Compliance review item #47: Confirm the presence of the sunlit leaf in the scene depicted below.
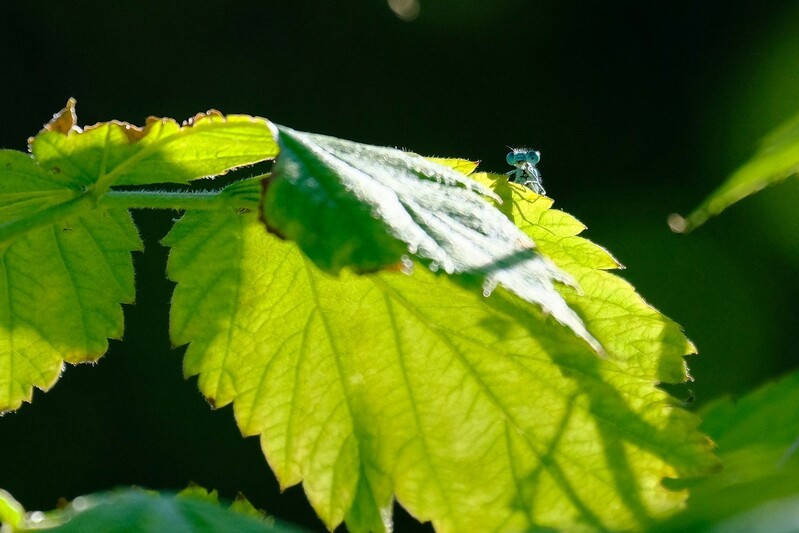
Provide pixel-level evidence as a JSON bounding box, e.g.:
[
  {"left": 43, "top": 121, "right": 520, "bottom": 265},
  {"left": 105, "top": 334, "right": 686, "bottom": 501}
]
[
  {"left": 167, "top": 178, "right": 717, "bottom": 532},
  {"left": 262, "top": 126, "right": 601, "bottom": 352},
  {"left": 669, "top": 111, "right": 799, "bottom": 232},
  {"left": 0, "top": 204, "right": 141, "bottom": 413},
  {"left": 30, "top": 98, "right": 278, "bottom": 188},
  {"left": 653, "top": 370, "right": 799, "bottom": 532},
  {"left": 0, "top": 488, "right": 24, "bottom": 529},
  {"left": 0, "top": 103, "right": 279, "bottom": 412}
]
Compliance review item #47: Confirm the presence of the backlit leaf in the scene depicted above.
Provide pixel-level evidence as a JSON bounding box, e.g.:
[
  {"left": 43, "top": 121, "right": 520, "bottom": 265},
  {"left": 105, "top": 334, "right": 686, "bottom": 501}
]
[
  {"left": 262, "top": 126, "right": 601, "bottom": 352},
  {"left": 167, "top": 177, "right": 718, "bottom": 532},
  {"left": 0, "top": 103, "right": 278, "bottom": 412},
  {"left": 0, "top": 201, "right": 140, "bottom": 412},
  {"left": 670, "top": 111, "right": 799, "bottom": 232},
  {"left": 30, "top": 99, "right": 278, "bottom": 188}
]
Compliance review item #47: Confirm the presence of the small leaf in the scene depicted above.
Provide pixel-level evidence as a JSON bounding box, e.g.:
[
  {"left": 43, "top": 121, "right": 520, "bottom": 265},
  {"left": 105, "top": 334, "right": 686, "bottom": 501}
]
[
  {"left": 262, "top": 127, "right": 601, "bottom": 352},
  {"left": 11, "top": 488, "right": 301, "bottom": 532},
  {"left": 652, "top": 370, "right": 799, "bottom": 532},
  {"left": 670, "top": 111, "right": 799, "bottom": 232},
  {"left": 30, "top": 99, "right": 279, "bottom": 189},
  {"left": 167, "top": 178, "right": 717, "bottom": 532}
]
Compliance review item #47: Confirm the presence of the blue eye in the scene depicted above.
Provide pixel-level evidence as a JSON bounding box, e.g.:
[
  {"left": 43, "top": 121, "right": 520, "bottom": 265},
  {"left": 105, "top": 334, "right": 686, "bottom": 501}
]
[{"left": 505, "top": 147, "right": 546, "bottom": 195}]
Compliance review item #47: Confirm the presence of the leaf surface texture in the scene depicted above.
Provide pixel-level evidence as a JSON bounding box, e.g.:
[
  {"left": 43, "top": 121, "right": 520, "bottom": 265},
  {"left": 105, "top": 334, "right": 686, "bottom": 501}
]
[{"left": 168, "top": 178, "right": 718, "bottom": 532}]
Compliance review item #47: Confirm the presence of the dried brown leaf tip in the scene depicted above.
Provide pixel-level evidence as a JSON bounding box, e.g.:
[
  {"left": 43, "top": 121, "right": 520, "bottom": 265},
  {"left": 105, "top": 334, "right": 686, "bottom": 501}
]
[
  {"left": 27, "top": 98, "right": 79, "bottom": 146},
  {"left": 33, "top": 101, "right": 269, "bottom": 151},
  {"left": 43, "top": 98, "right": 79, "bottom": 134}
]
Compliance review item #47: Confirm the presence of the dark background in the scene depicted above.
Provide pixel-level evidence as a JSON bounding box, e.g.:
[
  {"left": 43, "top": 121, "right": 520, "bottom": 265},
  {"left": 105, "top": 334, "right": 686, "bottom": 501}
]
[{"left": 1, "top": 1, "right": 798, "bottom": 531}]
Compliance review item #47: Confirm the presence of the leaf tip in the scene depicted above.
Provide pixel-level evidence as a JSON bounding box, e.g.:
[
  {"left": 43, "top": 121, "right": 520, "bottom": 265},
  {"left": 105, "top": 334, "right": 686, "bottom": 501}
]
[
  {"left": 667, "top": 212, "right": 692, "bottom": 233},
  {"left": 45, "top": 98, "right": 79, "bottom": 134},
  {"left": 28, "top": 98, "right": 80, "bottom": 148}
]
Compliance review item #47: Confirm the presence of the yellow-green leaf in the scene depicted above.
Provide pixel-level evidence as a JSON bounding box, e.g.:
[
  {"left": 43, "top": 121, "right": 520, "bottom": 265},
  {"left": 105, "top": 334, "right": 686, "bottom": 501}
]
[
  {"left": 670, "top": 111, "right": 799, "bottom": 232},
  {"left": 30, "top": 99, "right": 278, "bottom": 189},
  {"left": 166, "top": 177, "right": 718, "bottom": 532},
  {"left": 262, "top": 127, "right": 602, "bottom": 353},
  {"left": 0, "top": 207, "right": 141, "bottom": 412},
  {"left": 0, "top": 102, "right": 279, "bottom": 412}
]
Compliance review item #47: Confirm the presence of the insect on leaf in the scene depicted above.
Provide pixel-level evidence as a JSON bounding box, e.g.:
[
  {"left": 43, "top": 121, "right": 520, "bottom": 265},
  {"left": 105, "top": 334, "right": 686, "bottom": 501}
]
[{"left": 261, "top": 126, "right": 602, "bottom": 352}]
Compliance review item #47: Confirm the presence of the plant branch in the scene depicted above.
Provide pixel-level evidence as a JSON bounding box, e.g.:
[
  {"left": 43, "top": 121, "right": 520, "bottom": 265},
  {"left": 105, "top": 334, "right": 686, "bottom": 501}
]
[
  {"left": 98, "top": 190, "right": 238, "bottom": 211},
  {"left": 1, "top": 188, "right": 261, "bottom": 245}
]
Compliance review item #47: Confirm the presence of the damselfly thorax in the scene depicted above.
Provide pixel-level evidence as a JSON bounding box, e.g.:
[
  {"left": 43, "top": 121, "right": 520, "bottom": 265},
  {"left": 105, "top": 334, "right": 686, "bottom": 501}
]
[{"left": 506, "top": 148, "right": 545, "bottom": 195}]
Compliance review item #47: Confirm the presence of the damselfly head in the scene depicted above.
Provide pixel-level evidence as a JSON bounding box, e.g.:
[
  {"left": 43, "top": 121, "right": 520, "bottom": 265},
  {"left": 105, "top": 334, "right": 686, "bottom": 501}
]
[{"left": 506, "top": 147, "right": 540, "bottom": 167}]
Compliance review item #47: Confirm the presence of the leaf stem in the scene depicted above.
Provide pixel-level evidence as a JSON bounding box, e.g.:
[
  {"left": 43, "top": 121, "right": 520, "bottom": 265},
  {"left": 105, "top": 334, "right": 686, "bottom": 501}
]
[
  {"left": 98, "top": 190, "right": 235, "bottom": 211},
  {"left": 1, "top": 188, "right": 261, "bottom": 245}
]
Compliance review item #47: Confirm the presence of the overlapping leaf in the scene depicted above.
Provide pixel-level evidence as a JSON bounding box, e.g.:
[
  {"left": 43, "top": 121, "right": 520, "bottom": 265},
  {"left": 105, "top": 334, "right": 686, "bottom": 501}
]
[
  {"left": 167, "top": 176, "right": 717, "bottom": 532},
  {"left": 670, "top": 111, "right": 799, "bottom": 232},
  {"left": 0, "top": 103, "right": 278, "bottom": 412},
  {"left": 262, "top": 127, "right": 601, "bottom": 352}
]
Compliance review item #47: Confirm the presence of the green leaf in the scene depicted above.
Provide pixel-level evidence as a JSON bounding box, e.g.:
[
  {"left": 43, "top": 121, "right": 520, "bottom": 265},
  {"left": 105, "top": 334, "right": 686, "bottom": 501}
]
[
  {"left": 167, "top": 178, "right": 718, "bottom": 532},
  {"left": 0, "top": 103, "right": 278, "bottom": 412},
  {"left": 262, "top": 126, "right": 602, "bottom": 352},
  {"left": 6, "top": 487, "right": 302, "bottom": 532},
  {"left": 0, "top": 204, "right": 141, "bottom": 412},
  {"left": 30, "top": 99, "right": 278, "bottom": 190},
  {"left": 653, "top": 370, "right": 799, "bottom": 532},
  {"left": 0, "top": 488, "right": 24, "bottom": 529},
  {"left": 669, "top": 111, "right": 799, "bottom": 232},
  {"left": 0, "top": 150, "right": 80, "bottom": 225}
]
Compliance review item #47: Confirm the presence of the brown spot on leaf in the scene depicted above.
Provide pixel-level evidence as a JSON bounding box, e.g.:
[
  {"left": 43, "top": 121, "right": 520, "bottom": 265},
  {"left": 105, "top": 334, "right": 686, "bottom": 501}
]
[
  {"left": 206, "top": 396, "right": 217, "bottom": 409},
  {"left": 354, "top": 265, "right": 392, "bottom": 274},
  {"left": 120, "top": 121, "right": 149, "bottom": 143},
  {"left": 381, "top": 261, "right": 407, "bottom": 274}
]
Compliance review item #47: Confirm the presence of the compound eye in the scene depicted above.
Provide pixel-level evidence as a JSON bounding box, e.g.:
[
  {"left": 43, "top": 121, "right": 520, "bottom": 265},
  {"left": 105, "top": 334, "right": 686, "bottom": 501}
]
[
  {"left": 526, "top": 151, "right": 540, "bottom": 165},
  {"left": 506, "top": 151, "right": 516, "bottom": 165}
]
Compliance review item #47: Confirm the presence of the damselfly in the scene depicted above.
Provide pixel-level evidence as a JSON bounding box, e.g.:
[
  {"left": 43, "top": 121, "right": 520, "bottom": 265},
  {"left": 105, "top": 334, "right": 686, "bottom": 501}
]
[{"left": 506, "top": 148, "right": 545, "bottom": 195}]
